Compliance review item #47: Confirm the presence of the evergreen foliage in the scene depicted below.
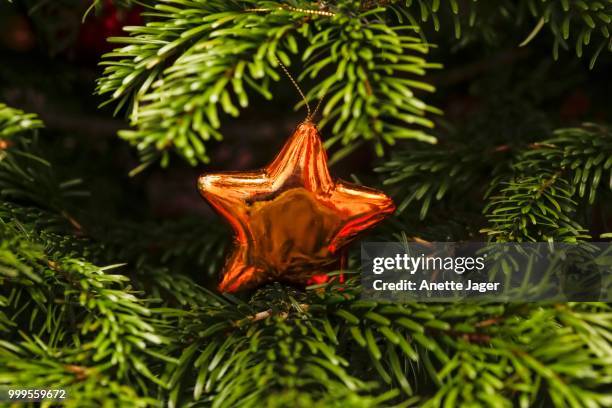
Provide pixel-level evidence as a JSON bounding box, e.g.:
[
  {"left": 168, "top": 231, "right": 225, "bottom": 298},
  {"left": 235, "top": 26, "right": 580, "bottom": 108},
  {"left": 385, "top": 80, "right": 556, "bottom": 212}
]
[
  {"left": 96, "top": 0, "right": 439, "bottom": 167},
  {"left": 484, "top": 125, "right": 612, "bottom": 242},
  {"left": 96, "top": 0, "right": 612, "bottom": 169},
  {"left": 1, "top": 0, "right": 611, "bottom": 407}
]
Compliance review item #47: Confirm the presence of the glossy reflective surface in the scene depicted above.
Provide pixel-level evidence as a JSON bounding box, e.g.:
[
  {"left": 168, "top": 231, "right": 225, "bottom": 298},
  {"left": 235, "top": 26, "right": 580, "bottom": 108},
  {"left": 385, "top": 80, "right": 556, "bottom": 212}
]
[{"left": 198, "top": 122, "right": 395, "bottom": 292}]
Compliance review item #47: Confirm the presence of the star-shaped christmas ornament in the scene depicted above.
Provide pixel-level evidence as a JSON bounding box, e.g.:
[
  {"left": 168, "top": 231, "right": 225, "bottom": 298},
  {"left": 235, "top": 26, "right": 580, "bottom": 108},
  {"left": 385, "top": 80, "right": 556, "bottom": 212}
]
[{"left": 198, "top": 121, "right": 395, "bottom": 292}]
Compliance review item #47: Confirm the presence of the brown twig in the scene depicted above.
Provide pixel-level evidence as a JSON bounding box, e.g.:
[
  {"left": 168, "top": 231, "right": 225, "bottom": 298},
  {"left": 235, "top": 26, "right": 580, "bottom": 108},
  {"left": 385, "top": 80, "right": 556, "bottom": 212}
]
[
  {"left": 475, "top": 316, "right": 505, "bottom": 328},
  {"left": 64, "top": 365, "right": 90, "bottom": 381}
]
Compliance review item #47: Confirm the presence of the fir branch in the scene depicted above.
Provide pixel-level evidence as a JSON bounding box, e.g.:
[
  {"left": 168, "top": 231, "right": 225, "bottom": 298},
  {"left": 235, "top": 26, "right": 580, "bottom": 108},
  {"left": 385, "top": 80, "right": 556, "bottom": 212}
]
[
  {"left": 300, "top": 4, "right": 440, "bottom": 158},
  {"left": 527, "top": 124, "right": 612, "bottom": 204},
  {"left": 376, "top": 143, "right": 496, "bottom": 219},
  {"left": 0, "top": 220, "right": 170, "bottom": 378},
  {"left": 484, "top": 124, "right": 612, "bottom": 242},
  {"left": 159, "top": 275, "right": 612, "bottom": 407},
  {"left": 0, "top": 103, "right": 43, "bottom": 142},
  {"left": 387, "top": 0, "right": 477, "bottom": 40},
  {"left": 387, "top": 0, "right": 612, "bottom": 66},
  {"left": 0, "top": 340, "right": 155, "bottom": 407},
  {"left": 0, "top": 104, "right": 87, "bottom": 222},
  {"left": 161, "top": 283, "right": 385, "bottom": 407},
  {"left": 375, "top": 67, "right": 559, "bottom": 224},
  {"left": 520, "top": 0, "right": 612, "bottom": 67},
  {"left": 97, "top": 0, "right": 311, "bottom": 166},
  {"left": 484, "top": 170, "right": 588, "bottom": 242},
  {"left": 314, "top": 276, "right": 612, "bottom": 407},
  {"left": 97, "top": 0, "right": 439, "bottom": 167},
  {"left": 0, "top": 103, "right": 224, "bottom": 309}
]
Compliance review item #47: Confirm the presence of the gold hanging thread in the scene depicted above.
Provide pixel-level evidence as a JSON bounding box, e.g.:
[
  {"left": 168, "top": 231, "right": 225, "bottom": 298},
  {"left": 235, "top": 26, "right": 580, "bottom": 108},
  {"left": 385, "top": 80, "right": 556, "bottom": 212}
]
[{"left": 246, "top": 6, "right": 335, "bottom": 17}]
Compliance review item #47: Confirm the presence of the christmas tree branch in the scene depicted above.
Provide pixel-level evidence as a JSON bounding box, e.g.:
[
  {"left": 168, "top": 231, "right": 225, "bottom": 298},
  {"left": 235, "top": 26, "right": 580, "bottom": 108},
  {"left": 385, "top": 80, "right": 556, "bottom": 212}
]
[
  {"left": 386, "top": 0, "right": 612, "bottom": 67},
  {"left": 484, "top": 124, "right": 612, "bottom": 242},
  {"left": 313, "top": 276, "right": 612, "bottom": 407},
  {"left": 97, "top": 0, "right": 439, "bottom": 167}
]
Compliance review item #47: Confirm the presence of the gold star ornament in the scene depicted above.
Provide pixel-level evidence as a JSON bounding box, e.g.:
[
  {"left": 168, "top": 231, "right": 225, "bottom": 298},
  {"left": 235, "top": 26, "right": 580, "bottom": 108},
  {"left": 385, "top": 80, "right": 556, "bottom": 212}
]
[{"left": 198, "top": 121, "right": 395, "bottom": 292}]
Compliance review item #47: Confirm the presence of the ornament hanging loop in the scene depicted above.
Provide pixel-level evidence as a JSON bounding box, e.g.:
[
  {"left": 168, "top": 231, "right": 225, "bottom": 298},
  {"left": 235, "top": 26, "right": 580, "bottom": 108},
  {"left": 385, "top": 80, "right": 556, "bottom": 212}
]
[
  {"left": 312, "top": 91, "right": 326, "bottom": 121},
  {"left": 275, "top": 57, "right": 312, "bottom": 122}
]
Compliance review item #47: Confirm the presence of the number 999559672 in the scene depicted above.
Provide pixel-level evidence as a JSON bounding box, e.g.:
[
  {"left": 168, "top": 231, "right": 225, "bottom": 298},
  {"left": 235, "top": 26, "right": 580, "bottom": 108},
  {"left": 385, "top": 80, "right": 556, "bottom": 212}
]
[{"left": 2, "top": 388, "right": 67, "bottom": 402}]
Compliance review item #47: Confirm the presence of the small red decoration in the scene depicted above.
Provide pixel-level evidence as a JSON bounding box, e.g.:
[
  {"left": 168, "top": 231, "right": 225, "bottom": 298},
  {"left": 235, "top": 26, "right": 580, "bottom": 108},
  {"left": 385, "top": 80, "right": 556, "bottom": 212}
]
[
  {"left": 198, "top": 121, "right": 395, "bottom": 292},
  {"left": 78, "top": 0, "right": 142, "bottom": 56}
]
